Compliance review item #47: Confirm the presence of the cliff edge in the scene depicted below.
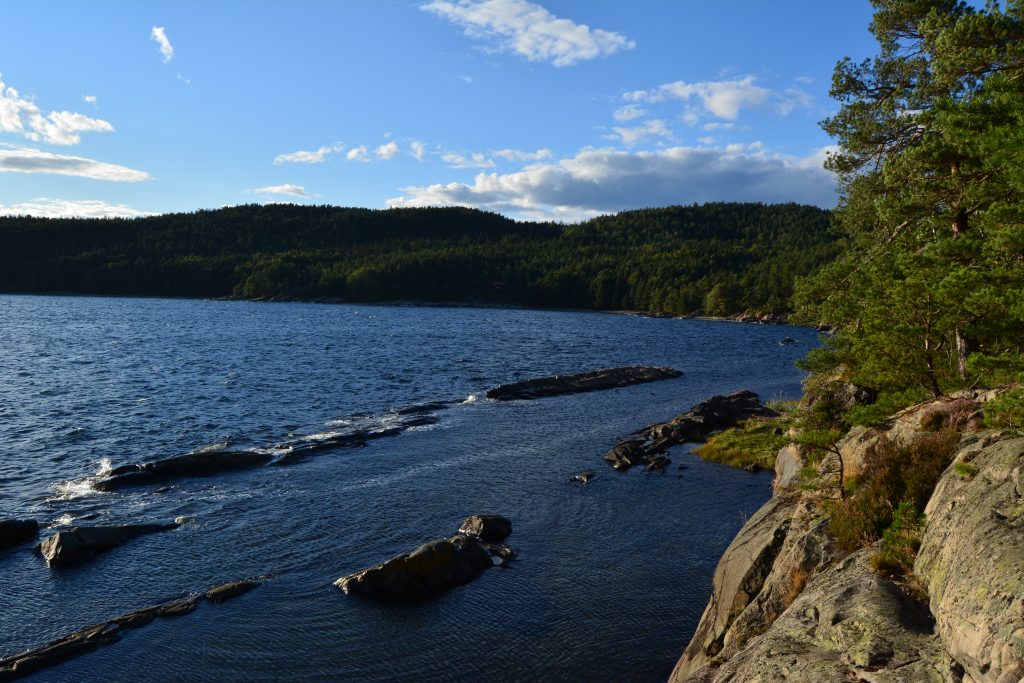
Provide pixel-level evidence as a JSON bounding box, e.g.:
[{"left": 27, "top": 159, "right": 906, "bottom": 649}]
[{"left": 670, "top": 392, "right": 1024, "bottom": 682}]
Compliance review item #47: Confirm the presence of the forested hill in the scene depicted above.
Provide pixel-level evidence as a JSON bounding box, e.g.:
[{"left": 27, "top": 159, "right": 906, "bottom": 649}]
[{"left": 0, "top": 202, "right": 836, "bottom": 314}]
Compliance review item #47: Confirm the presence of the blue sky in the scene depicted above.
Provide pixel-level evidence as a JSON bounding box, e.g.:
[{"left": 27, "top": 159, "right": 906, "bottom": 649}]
[{"left": 0, "top": 1, "right": 879, "bottom": 222}]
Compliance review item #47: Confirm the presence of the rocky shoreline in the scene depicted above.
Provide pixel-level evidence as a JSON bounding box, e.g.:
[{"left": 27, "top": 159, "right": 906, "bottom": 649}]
[{"left": 668, "top": 391, "right": 1024, "bottom": 682}]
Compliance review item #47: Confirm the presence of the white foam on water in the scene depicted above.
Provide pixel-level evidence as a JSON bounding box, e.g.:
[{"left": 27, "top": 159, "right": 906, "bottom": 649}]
[
  {"left": 96, "top": 457, "right": 113, "bottom": 476},
  {"left": 53, "top": 514, "right": 75, "bottom": 526},
  {"left": 50, "top": 478, "right": 102, "bottom": 500},
  {"left": 462, "top": 394, "right": 478, "bottom": 404}
]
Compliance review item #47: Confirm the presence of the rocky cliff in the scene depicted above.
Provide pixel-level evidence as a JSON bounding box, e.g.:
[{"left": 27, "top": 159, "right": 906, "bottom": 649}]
[{"left": 670, "top": 392, "right": 1024, "bottom": 682}]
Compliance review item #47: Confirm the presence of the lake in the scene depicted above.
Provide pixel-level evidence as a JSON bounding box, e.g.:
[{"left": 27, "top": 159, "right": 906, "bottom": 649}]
[{"left": 0, "top": 296, "right": 818, "bottom": 681}]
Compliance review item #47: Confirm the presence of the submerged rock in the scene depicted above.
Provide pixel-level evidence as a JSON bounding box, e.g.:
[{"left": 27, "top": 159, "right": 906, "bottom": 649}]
[
  {"left": 93, "top": 451, "right": 273, "bottom": 491},
  {"left": 205, "top": 580, "right": 259, "bottom": 603},
  {"left": 568, "top": 470, "right": 595, "bottom": 484},
  {"left": 38, "top": 523, "right": 178, "bottom": 566},
  {"left": 458, "top": 515, "right": 512, "bottom": 543},
  {"left": 485, "top": 365, "right": 682, "bottom": 401},
  {"left": 0, "top": 520, "right": 38, "bottom": 550},
  {"left": 604, "top": 391, "right": 777, "bottom": 472},
  {"left": 0, "top": 579, "right": 260, "bottom": 680},
  {"left": 337, "top": 517, "right": 515, "bottom": 599}
]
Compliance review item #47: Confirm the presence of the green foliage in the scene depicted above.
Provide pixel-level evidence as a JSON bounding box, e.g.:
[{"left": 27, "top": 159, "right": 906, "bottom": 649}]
[
  {"left": 693, "top": 413, "right": 797, "bottom": 469},
  {"left": 953, "top": 461, "right": 979, "bottom": 479},
  {"left": 870, "top": 501, "right": 926, "bottom": 576},
  {"left": 829, "top": 430, "right": 959, "bottom": 552},
  {"left": 844, "top": 388, "right": 930, "bottom": 428},
  {"left": 0, "top": 203, "right": 837, "bottom": 316},
  {"left": 795, "top": 1, "right": 1024, "bottom": 397},
  {"left": 982, "top": 386, "right": 1024, "bottom": 434}
]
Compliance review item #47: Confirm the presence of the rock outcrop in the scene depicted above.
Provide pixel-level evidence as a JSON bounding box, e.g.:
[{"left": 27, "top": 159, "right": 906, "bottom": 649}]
[
  {"left": 336, "top": 517, "right": 514, "bottom": 599},
  {"left": 38, "top": 523, "right": 178, "bottom": 566},
  {"left": 93, "top": 451, "right": 273, "bottom": 491},
  {"left": 669, "top": 392, "right": 1023, "bottom": 682},
  {"left": 0, "top": 520, "right": 38, "bottom": 550},
  {"left": 0, "top": 579, "right": 260, "bottom": 681},
  {"left": 605, "top": 391, "right": 777, "bottom": 472},
  {"left": 915, "top": 433, "right": 1024, "bottom": 683},
  {"left": 485, "top": 366, "right": 682, "bottom": 401},
  {"left": 680, "top": 549, "right": 956, "bottom": 682}
]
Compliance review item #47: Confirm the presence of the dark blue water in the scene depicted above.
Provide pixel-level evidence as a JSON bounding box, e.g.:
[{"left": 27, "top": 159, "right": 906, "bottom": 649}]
[{"left": 0, "top": 296, "right": 818, "bottom": 682}]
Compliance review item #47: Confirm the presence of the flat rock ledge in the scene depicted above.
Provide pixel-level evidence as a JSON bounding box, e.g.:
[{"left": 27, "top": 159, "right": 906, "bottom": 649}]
[
  {"left": 0, "top": 520, "right": 39, "bottom": 550},
  {"left": 485, "top": 366, "right": 682, "bottom": 401},
  {"left": 336, "top": 515, "right": 514, "bottom": 599},
  {"left": 604, "top": 390, "right": 776, "bottom": 472},
  {"left": 0, "top": 579, "right": 260, "bottom": 681},
  {"left": 38, "top": 523, "right": 179, "bottom": 566},
  {"left": 93, "top": 451, "right": 274, "bottom": 491}
]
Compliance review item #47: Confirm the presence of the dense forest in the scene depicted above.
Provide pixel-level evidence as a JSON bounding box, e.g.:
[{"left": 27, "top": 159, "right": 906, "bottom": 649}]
[
  {"left": 0, "top": 202, "right": 836, "bottom": 315},
  {"left": 794, "top": 0, "right": 1024, "bottom": 412}
]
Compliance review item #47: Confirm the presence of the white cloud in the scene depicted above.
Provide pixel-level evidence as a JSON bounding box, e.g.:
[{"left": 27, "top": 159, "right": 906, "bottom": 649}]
[
  {"left": 387, "top": 144, "right": 837, "bottom": 222},
  {"left": 274, "top": 144, "right": 344, "bottom": 165},
  {"left": 776, "top": 86, "right": 814, "bottom": 116},
  {"left": 0, "top": 197, "right": 152, "bottom": 218},
  {"left": 461, "top": 75, "right": 473, "bottom": 83},
  {"left": 611, "top": 119, "right": 672, "bottom": 146},
  {"left": 421, "top": 0, "right": 634, "bottom": 67},
  {"left": 702, "top": 121, "right": 734, "bottom": 131},
  {"left": 251, "top": 183, "right": 310, "bottom": 198},
  {"left": 493, "top": 147, "right": 552, "bottom": 161},
  {"left": 82, "top": 95, "right": 97, "bottom": 106},
  {"left": 346, "top": 145, "right": 371, "bottom": 162},
  {"left": 612, "top": 104, "right": 646, "bottom": 122},
  {"left": 626, "top": 76, "right": 770, "bottom": 120},
  {"left": 442, "top": 151, "right": 496, "bottom": 168},
  {"left": 376, "top": 141, "right": 401, "bottom": 160},
  {"left": 410, "top": 140, "right": 426, "bottom": 161},
  {"left": 0, "top": 76, "right": 114, "bottom": 145},
  {"left": 151, "top": 26, "right": 174, "bottom": 63},
  {"left": 0, "top": 147, "right": 151, "bottom": 181}
]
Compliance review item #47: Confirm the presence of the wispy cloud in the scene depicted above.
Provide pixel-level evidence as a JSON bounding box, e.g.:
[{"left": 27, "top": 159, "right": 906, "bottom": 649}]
[
  {"left": 610, "top": 119, "right": 672, "bottom": 146},
  {"left": 493, "top": 147, "right": 552, "bottom": 161},
  {"left": 346, "top": 145, "right": 371, "bottom": 162},
  {"left": 376, "top": 141, "right": 400, "bottom": 160},
  {"left": 388, "top": 143, "right": 837, "bottom": 222},
  {"left": 409, "top": 140, "right": 426, "bottom": 161},
  {"left": 274, "top": 144, "right": 344, "bottom": 165},
  {"left": 442, "top": 151, "right": 496, "bottom": 169},
  {"left": 250, "top": 183, "right": 310, "bottom": 199},
  {"left": 421, "top": 0, "right": 634, "bottom": 67},
  {"left": 151, "top": 26, "right": 174, "bottom": 63},
  {"left": 0, "top": 75, "right": 114, "bottom": 145},
  {"left": 82, "top": 95, "right": 97, "bottom": 106},
  {"left": 625, "top": 76, "right": 770, "bottom": 121},
  {"left": 0, "top": 197, "right": 152, "bottom": 218},
  {"left": 0, "top": 147, "right": 151, "bottom": 181},
  {"left": 612, "top": 104, "right": 646, "bottom": 122}
]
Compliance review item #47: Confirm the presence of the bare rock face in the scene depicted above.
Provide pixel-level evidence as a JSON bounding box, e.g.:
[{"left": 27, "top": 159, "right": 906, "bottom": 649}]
[
  {"left": 915, "top": 433, "right": 1024, "bottom": 683},
  {"left": 93, "top": 450, "right": 273, "bottom": 491},
  {"left": 669, "top": 488, "right": 843, "bottom": 681},
  {"left": 681, "top": 549, "right": 957, "bottom": 682},
  {"left": 772, "top": 444, "right": 806, "bottom": 492}
]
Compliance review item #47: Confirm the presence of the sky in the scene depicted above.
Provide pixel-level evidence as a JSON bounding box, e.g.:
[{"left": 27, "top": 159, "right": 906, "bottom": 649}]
[{"left": 0, "top": 1, "right": 881, "bottom": 222}]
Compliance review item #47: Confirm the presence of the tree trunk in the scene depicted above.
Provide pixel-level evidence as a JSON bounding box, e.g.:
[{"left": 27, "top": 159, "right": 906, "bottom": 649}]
[{"left": 956, "top": 326, "right": 970, "bottom": 381}]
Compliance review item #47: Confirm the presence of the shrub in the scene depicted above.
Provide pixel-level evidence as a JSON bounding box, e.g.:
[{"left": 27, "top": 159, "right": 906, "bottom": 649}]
[
  {"left": 829, "top": 430, "right": 959, "bottom": 552},
  {"left": 953, "top": 461, "right": 979, "bottom": 479},
  {"left": 983, "top": 386, "right": 1024, "bottom": 434},
  {"left": 870, "top": 501, "right": 925, "bottom": 576},
  {"left": 844, "top": 387, "right": 929, "bottom": 428}
]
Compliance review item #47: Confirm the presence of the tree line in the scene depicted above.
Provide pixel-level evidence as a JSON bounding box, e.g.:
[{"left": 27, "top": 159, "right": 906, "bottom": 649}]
[
  {"left": 794, "top": 0, "right": 1024, "bottom": 403},
  {"left": 0, "top": 202, "right": 836, "bottom": 315}
]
